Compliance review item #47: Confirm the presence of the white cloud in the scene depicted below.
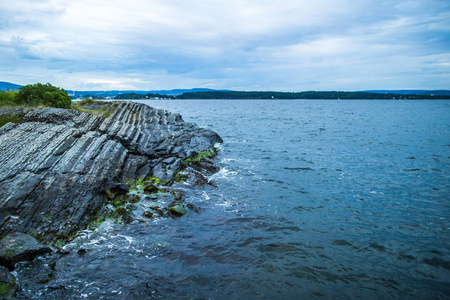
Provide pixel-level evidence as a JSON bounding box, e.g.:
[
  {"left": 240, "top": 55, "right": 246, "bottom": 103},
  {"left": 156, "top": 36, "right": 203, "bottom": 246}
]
[{"left": 0, "top": 0, "right": 449, "bottom": 90}]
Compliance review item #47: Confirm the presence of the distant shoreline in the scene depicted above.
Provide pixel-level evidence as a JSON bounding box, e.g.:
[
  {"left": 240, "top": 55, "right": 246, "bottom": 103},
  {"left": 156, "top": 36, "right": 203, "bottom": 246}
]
[{"left": 1, "top": 81, "right": 449, "bottom": 100}]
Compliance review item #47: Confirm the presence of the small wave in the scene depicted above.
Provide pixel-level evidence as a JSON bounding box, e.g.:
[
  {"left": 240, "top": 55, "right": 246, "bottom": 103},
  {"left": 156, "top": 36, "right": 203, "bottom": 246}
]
[
  {"left": 284, "top": 167, "right": 314, "bottom": 171},
  {"left": 331, "top": 240, "right": 353, "bottom": 247},
  {"left": 210, "top": 168, "right": 238, "bottom": 180},
  {"left": 422, "top": 257, "right": 450, "bottom": 270},
  {"left": 265, "top": 225, "right": 304, "bottom": 232},
  {"left": 215, "top": 200, "right": 234, "bottom": 207},
  {"left": 202, "top": 191, "right": 210, "bottom": 200}
]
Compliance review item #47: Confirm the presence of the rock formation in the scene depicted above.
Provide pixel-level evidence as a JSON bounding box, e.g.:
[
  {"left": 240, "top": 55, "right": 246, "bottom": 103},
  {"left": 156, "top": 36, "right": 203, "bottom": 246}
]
[
  {"left": 0, "top": 233, "right": 52, "bottom": 270},
  {"left": 0, "top": 101, "right": 222, "bottom": 243}
]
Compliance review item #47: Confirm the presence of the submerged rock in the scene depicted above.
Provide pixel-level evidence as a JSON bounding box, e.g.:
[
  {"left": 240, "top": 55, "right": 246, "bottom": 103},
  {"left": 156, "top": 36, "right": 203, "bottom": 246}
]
[
  {"left": 0, "top": 233, "right": 52, "bottom": 270},
  {"left": 0, "top": 102, "right": 222, "bottom": 243},
  {"left": 144, "top": 184, "right": 159, "bottom": 194},
  {"left": 142, "top": 211, "right": 154, "bottom": 218},
  {"left": 168, "top": 203, "right": 188, "bottom": 217}
]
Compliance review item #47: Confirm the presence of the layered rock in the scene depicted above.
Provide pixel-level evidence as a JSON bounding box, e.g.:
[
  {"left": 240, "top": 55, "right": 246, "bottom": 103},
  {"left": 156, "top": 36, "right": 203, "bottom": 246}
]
[{"left": 0, "top": 102, "right": 222, "bottom": 242}]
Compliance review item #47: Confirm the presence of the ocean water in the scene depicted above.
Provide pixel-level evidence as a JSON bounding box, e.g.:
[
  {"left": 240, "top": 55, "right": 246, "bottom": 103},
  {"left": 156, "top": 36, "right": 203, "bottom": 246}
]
[{"left": 15, "top": 100, "right": 450, "bottom": 299}]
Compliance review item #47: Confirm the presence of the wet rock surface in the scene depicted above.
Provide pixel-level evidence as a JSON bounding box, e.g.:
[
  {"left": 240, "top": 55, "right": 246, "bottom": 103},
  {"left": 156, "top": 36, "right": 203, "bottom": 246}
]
[
  {"left": 0, "top": 102, "right": 222, "bottom": 243},
  {"left": 0, "top": 233, "right": 52, "bottom": 270}
]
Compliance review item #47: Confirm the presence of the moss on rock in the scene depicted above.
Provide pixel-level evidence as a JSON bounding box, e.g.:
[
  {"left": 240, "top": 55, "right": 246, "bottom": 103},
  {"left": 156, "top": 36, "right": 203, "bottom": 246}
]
[{"left": 184, "top": 148, "right": 217, "bottom": 163}]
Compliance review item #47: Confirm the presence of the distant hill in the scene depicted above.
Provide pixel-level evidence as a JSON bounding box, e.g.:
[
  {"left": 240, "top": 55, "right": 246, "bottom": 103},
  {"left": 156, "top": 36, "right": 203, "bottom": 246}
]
[
  {"left": 364, "top": 90, "right": 450, "bottom": 96},
  {"left": 176, "top": 90, "right": 450, "bottom": 100},
  {"left": 0, "top": 81, "right": 22, "bottom": 91}
]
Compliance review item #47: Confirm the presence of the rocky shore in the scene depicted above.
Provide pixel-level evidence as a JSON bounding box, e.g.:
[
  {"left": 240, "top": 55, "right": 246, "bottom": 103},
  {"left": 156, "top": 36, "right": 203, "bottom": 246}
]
[{"left": 0, "top": 101, "right": 222, "bottom": 298}]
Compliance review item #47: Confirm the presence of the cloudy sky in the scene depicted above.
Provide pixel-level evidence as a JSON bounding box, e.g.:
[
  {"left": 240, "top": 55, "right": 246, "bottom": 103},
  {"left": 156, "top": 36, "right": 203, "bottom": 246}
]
[{"left": 1, "top": 0, "right": 449, "bottom": 91}]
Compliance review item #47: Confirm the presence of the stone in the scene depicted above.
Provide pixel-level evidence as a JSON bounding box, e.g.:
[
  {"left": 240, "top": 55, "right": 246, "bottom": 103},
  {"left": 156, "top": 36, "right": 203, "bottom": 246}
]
[
  {"left": 24, "top": 258, "right": 55, "bottom": 284},
  {"left": 168, "top": 204, "right": 188, "bottom": 217},
  {"left": 105, "top": 190, "right": 115, "bottom": 200},
  {"left": 110, "top": 182, "right": 129, "bottom": 194},
  {"left": 153, "top": 208, "right": 165, "bottom": 216},
  {"left": 186, "top": 149, "right": 198, "bottom": 159},
  {"left": 185, "top": 171, "right": 209, "bottom": 187},
  {"left": 162, "top": 157, "right": 176, "bottom": 164},
  {"left": 169, "top": 158, "right": 183, "bottom": 173},
  {"left": 142, "top": 211, "right": 154, "bottom": 218},
  {"left": 125, "top": 204, "right": 137, "bottom": 211},
  {"left": 0, "top": 265, "right": 17, "bottom": 299},
  {"left": 171, "top": 146, "right": 185, "bottom": 158},
  {"left": 151, "top": 163, "right": 174, "bottom": 183},
  {"left": 189, "top": 160, "right": 220, "bottom": 175},
  {"left": 0, "top": 233, "right": 52, "bottom": 270},
  {"left": 186, "top": 203, "right": 201, "bottom": 213},
  {"left": 128, "top": 195, "right": 141, "bottom": 204},
  {"left": 113, "top": 207, "right": 135, "bottom": 224},
  {"left": 144, "top": 184, "right": 159, "bottom": 194}
]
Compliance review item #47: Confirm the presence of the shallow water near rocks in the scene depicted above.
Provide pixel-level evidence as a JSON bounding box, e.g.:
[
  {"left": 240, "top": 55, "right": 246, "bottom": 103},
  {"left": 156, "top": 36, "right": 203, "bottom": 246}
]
[{"left": 14, "top": 99, "right": 450, "bottom": 299}]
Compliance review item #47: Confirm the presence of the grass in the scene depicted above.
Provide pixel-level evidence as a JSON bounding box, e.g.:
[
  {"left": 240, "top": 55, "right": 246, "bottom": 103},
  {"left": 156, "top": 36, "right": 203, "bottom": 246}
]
[
  {"left": 133, "top": 110, "right": 140, "bottom": 124},
  {"left": 77, "top": 98, "right": 106, "bottom": 105},
  {"left": 102, "top": 108, "right": 114, "bottom": 118},
  {"left": 72, "top": 99, "right": 115, "bottom": 118},
  {"left": 0, "top": 113, "right": 23, "bottom": 127}
]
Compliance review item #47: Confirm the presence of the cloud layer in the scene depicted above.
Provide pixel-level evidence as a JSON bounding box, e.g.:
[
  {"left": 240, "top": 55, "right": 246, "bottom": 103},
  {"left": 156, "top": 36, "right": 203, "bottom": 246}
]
[{"left": 1, "top": 0, "right": 449, "bottom": 90}]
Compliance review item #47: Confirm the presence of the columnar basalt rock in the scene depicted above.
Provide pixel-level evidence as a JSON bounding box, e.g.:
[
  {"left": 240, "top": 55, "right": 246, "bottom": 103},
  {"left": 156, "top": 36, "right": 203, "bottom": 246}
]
[{"left": 0, "top": 102, "right": 222, "bottom": 243}]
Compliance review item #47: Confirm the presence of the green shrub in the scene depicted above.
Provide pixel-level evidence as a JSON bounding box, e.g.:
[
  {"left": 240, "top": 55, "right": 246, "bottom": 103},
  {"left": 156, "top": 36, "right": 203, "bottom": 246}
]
[{"left": 16, "top": 83, "right": 72, "bottom": 108}]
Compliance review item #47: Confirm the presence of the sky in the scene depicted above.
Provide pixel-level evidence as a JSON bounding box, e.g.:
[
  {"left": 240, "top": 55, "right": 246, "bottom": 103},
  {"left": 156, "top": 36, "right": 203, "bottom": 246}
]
[{"left": 0, "top": 0, "right": 449, "bottom": 91}]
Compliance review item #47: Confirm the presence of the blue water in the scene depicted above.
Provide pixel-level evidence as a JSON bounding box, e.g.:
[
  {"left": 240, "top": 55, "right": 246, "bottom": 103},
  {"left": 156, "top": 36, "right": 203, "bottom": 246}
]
[{"left": 15, "top": 100, "right": 450, "bottom": 299}]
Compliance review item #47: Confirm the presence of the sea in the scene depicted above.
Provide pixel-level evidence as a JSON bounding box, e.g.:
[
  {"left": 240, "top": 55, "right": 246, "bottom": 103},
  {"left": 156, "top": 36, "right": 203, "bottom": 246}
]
[{"left": 14, "top": 99, "right": 450, "bottom": 299}]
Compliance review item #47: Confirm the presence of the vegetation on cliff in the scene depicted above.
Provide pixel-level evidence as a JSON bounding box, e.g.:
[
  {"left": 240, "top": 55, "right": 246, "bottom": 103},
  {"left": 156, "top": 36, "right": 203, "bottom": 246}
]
[
  {"left": 0, "top": 83, "right": 71, "bottom": 108},
  {"left": 72, "top": 98, "right": 115, "bottom": 118},
  {"left": 0, "top": 91, "right": 18, "bottom": 107}
]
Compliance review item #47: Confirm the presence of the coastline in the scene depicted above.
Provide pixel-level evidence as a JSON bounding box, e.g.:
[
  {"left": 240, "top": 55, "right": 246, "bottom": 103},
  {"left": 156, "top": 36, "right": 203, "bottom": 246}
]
[{"left": 0, "top": 101, "right": 222, "bottom": 296}]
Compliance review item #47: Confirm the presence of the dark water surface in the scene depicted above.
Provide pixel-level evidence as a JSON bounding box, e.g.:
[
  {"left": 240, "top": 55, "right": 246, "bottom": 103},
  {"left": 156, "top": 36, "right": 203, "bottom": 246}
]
[{"left": 15, "top": 100, "right": 449, "bottom": 299}]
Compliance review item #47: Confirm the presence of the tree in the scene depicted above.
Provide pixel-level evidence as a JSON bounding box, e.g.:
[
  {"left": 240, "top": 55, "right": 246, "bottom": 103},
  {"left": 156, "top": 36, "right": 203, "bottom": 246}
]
[{"left": 17, "top": 83, "right": 72, "bottom": 108}]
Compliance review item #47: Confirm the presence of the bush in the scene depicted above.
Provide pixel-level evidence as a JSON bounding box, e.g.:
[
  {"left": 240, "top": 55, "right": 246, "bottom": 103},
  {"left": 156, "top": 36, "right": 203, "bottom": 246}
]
[
  {"left": 79, "top": 98, "right": 95, "bottom": 105},
  {"left": 0, "top": 91, "right": 19, "bottom": 107},
  {"left": 16, "top": 83, "right": 72, "bottom": 108}
]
